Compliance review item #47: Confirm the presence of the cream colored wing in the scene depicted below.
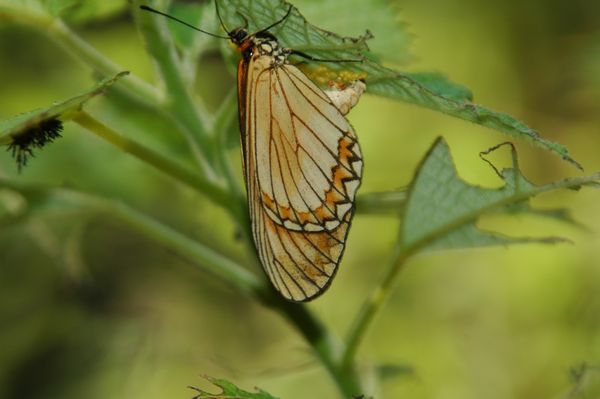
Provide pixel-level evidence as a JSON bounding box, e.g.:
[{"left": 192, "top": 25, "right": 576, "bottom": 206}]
[
  {"left": 251, "top": 59, "right": 362, "bottom": 232},
  {"left": 242, "top": 55, "right": 363, "bottom": 301}
]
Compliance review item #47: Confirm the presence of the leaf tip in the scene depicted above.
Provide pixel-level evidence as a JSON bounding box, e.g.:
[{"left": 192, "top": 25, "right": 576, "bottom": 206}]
[{"left": 564, "top": 154, "right": 584, "bottom": 172}]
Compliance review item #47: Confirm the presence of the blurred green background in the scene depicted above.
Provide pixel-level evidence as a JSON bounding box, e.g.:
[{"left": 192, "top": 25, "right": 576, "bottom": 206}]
[{"left": 1, "top": 0, "right": 599, "bottom": 398}]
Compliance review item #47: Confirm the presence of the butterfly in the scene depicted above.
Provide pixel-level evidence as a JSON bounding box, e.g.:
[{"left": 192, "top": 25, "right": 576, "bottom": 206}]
[{"left": 141, "top": 2, "right": 364, "bottom": 302}]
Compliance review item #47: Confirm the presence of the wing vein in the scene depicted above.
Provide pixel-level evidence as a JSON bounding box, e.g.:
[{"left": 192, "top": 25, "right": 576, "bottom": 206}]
[{"left": 281, "top": 66, "right": 348, "bottom": 134}]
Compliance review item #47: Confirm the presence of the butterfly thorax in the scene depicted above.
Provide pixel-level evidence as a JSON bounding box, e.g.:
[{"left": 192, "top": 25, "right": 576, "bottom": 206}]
[
  {"left": 232, "top": 29, "right": 289, "bottom": 66},
  {"left": 252, "top": 35, "right": 289, "bottom": 66}
]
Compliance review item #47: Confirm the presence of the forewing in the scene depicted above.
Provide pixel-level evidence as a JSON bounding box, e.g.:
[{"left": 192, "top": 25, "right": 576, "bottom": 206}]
[{"left": 251, "top": 61, "right": 362, "bottom": 232}]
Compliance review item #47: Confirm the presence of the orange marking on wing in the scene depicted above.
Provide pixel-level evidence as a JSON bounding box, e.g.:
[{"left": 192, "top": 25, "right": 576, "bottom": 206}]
[
  {"left": 297, "top": 211, "right": 314, "bottom": 224},
  {"left": 279, "top": 206, "right": 292, "bottom": 220},
  {"left": 259, "top": 134, "right": 360, "bottom": 228},
  {"left": 314, "top": 205, "right": 334, "bottom": 220},
  {"left": 332, "top": 167, "right": 351, "bottom": 189},
  {"left": 339, "top": 137, "right": 354, "bottom": 166},
  {"left": 325, "top": 188, "right": 345, "bottom": 205},
  {"left": 262, "top": 192, "right": 274, "bottom": 208},
  {"left": 312, "top": 229, "right": 340, "bottom": 259}
]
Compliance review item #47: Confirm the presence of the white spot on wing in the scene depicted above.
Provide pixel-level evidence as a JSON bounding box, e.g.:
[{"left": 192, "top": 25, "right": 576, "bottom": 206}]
[
  {"left": 345, "top": 179, "right": 360, "bottom": 200},
  {"left": 336, "top": 203, "right": 352, "bottom": 218},
  {"left": 353, "top": 160, "right": 363, "bottom": 177},
  {"left": 304, "top": 223, "right": 324, "bottom": 232},
  {"left": 325, "top": 220, "right": 341, "bottom": 230},
  {"left": 283, "top": 220, "right": 302, "bottom": 231}
]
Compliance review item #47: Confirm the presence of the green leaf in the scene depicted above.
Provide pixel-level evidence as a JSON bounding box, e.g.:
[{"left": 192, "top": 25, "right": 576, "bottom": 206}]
[
  {"left": 400, "top": 138, "right": 598, "bottom": 252},
  {"left": 166, "top": 2, "right": 206, "bottom": 49},
  {"left": 41, "top": 0, "right": 78, "bottom": 16},
  {"left": 293, "top": 0, "right": 411, "bottom": 64},
  {"left": 188, "top": 376, "right": 279, "bottom": 399},
  {"left": 52, "top": 0, "right": 127, "bottom": 22},
  {"left": 218, "top": 0, "right": 371, "bottom": 62},
  {"left": 405, "top": 72, "right": 473, "bottom": 102},
  {"left": 0, "top": 0, "right": 48, "bottom": 22},
  {"left": 356, "top": 190, "right": 407, "bottom": 215},
  {"left": 0, "top": 71, "right": 128, "bottom": 141},
  {"left": 499, "top": 202, "right": 583, "bottom": 228},
  {"left": 1, "top": 0, "right": 126, "bottom": 21},
  {"left": 217, "top": 0, "right": 581, "bottom": 169},
  {"left": 0, "top": 72, "right": 128, "bottom": 169},
  {"left": 363, "top": 68, "right": 581, "bottom": 170}
]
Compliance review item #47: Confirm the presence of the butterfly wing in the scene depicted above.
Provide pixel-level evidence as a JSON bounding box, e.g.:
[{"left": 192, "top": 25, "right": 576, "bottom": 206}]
[{"left": 239, "top": 54, "right": 362, "bottom": 301}]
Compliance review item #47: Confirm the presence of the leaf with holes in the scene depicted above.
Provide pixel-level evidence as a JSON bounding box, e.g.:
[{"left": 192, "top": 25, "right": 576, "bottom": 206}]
[
  {"left": 293, "top": 0, "right": 411, "bottom": 64},
  {"left": 400, "top": 138, "right": 599, "bottom": 252},
  {"left": 215, "top": 0, "right": 580, "bottom": 168}
]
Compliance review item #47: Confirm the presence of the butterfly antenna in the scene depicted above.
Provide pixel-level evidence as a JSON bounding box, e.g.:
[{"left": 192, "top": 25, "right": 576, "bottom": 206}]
[
  {"left": 214, "top": 0, "right": 230, "bottom": 34},
  {"left": 255, "top": 5, "right": 293, "bottom": 34},
  {"left": 139, "top": 5, "right": 229, "bottom": 39},
  {"left": 236, "top": 11, "right": 249, "bottom": 30}
]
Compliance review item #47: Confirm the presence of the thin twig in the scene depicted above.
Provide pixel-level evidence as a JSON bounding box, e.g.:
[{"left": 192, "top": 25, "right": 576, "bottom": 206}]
[
  {"left": 71, "top": 111, "right": 235, "bottom": 212},
  {"left": 134, "top": 0, "right": 217, "bottom": 177},
  {"left": 342, "top": 244, "right": 411, "bottom": 369}
]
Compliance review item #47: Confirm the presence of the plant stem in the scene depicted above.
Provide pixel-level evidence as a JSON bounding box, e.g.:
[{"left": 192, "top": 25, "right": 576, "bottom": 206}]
[
  {"left": 2, "top": 4, "right": 215, "bottom": 170},
  {"left": 343, "top": 170, "right": 600, "bottom": 368},
  {"left": 210, "top": 92, "right": 368, "bottom": 394},
  {"left": 71, "top": 111, "right": 239, "bottom": 217},
  {"left": 356, "top": 190, "right": 407, "bottom": 215},
  {"left": 134, "top": 0, "right": 216, "bottom": 177},
  {"left": 0, "top": 178, "right": 264, "bottom": 294},
  {"left": 107, "top": 197, "right": 264, "bottom": 294},
  {"left": 267, "top": 298, "right": 365, "bottom": 397},
  {"left": 1, "top": 3, "right": 160, "bottom": 106},
  {"left": 342, "top": 244, "right": 411, "bottom": 369},
  {"left": 3, "top": 174, "right": 364, "bottom": 396},
  {"left": 210, "top": 89, "right": 252, "bottom": 235},
  {"left": 113, "top": 201, "right": 260, "bottom": 297},
  {"left": 47, "top": 19, "right": 162, "bottom": 105}
]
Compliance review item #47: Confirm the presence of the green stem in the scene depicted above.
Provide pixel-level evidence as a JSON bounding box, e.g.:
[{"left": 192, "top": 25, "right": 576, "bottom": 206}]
[
  {"left": 134, "top": 0, "right": 216, "bottom": 177},
  {"left": 1, "top": 4, "right": 214, "bottom": 170},
  {"left": 108, "top": 197, "right": 264, "bottom": 294},
  {"left": 342, "top": 244, "right": 411, "bottom": 369},
  {"left": 356, "top": 190, "right": 407, "bottom": 215},
  {"left": 48, "top": 19, "right": 161, "bottom": 105},
  {"left": 344, "top": 171, "right": 600, "bottom": 368},
  {"left": 3, "top": 173, "right": 364, "bottom": 397},
  {"left": 266, "top": 298, "right": 365, "bottom": 397},
  {"left": 0, "top": 4, "right": 161, "bottom": 106},
  {"left": 211, "top": 89, "right": 252, "bottom": 235},
  {"left": 71, "top": 111, "right": 235, "bottom": 213},
  {"left": 207, "top": 93, "right": 366, "bottom": 396},
  {"left": 0, "top": 179, "right": 264, "bottom": 294},
  {"left": 211, "top": 89, "right": 239, "bottom": 173}
]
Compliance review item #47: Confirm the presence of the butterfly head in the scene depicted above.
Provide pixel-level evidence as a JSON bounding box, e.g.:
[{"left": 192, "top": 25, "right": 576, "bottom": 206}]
[{"left": 227, "top": 27, "right": 250, "bottom": 47}]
